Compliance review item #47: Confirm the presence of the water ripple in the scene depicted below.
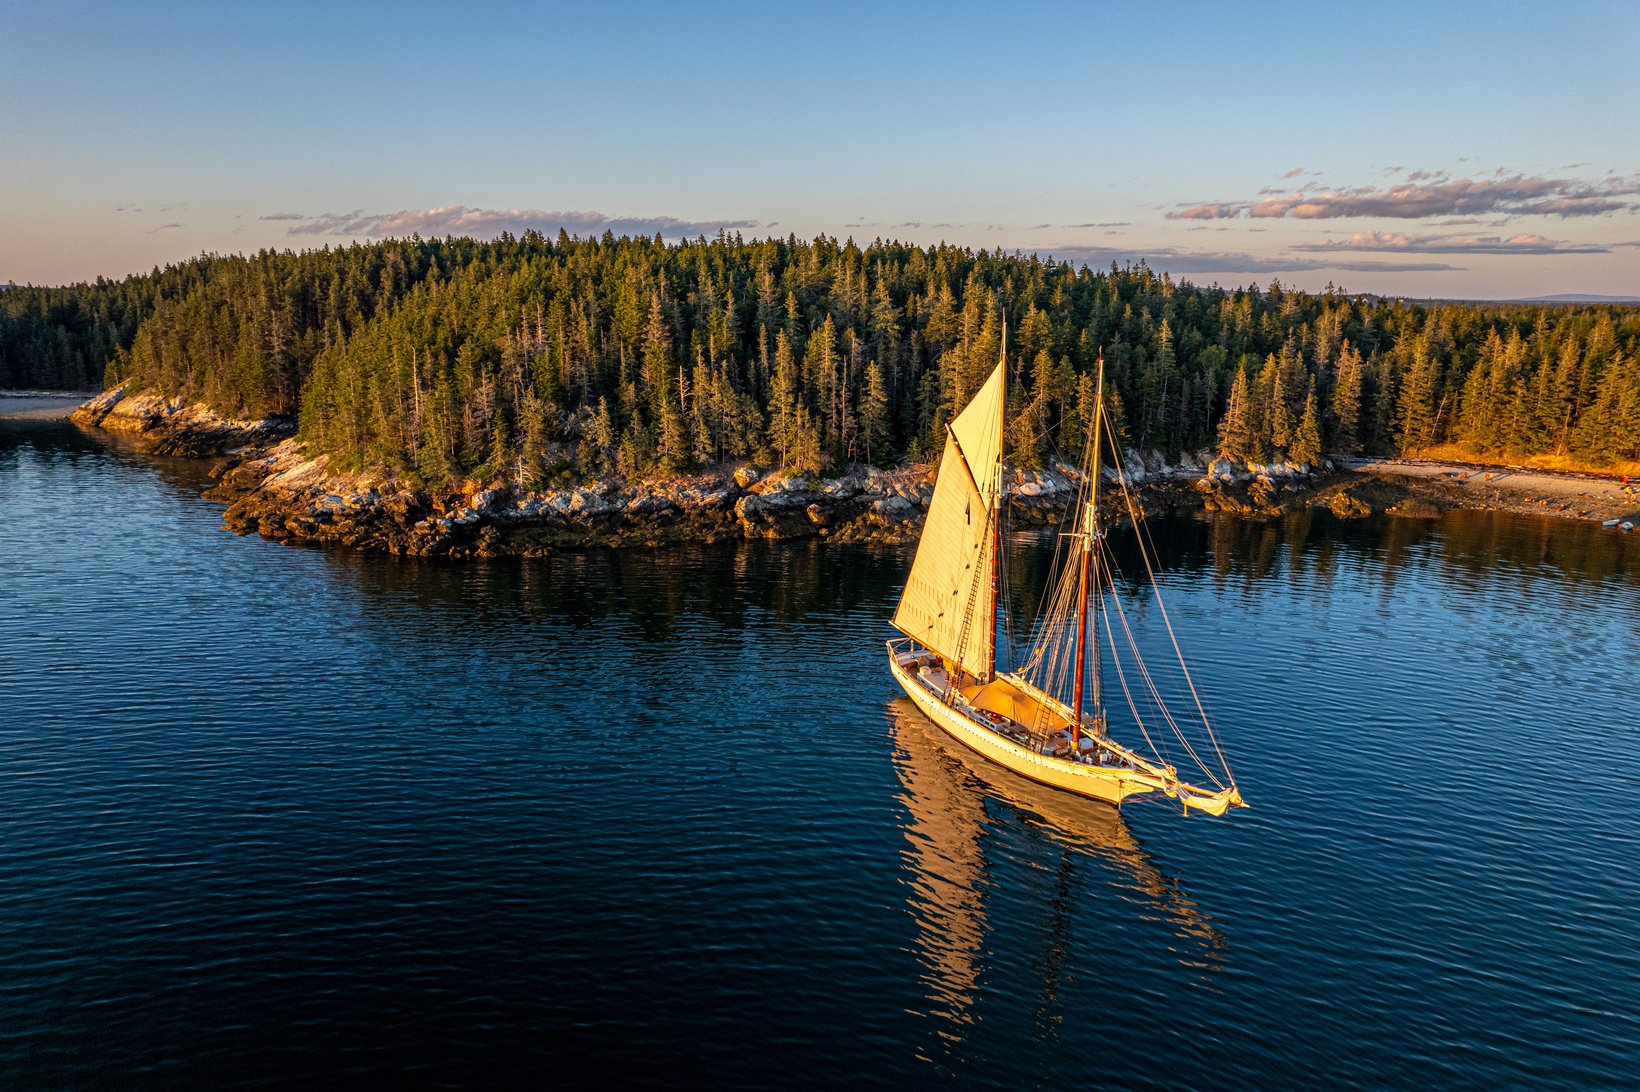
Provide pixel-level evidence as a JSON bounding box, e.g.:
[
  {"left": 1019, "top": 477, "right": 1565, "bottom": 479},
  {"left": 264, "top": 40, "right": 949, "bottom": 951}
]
[{"left": 3, "top": 420, "right": 1639, "bottom": 1087}]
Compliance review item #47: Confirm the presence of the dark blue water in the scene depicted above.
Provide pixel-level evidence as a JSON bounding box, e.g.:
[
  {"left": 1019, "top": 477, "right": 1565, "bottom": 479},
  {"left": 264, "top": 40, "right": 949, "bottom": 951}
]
[{"left": 4, "top": 417, "right": 1639, "bottom": 1088}]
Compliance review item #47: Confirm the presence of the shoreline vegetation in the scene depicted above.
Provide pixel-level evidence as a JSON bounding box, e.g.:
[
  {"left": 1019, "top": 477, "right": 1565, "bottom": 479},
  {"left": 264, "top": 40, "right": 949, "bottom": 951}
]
[
  {"left": 4, "top": 231, "right": 1637, "bottom": 550},
  {"left": 61, "top": 386, "right": 1640, "bottom": 557}
]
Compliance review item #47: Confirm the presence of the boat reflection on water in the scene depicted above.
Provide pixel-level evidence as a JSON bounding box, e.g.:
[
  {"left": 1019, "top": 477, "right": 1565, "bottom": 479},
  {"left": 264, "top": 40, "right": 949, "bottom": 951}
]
[{"left": 888, "top": 698, "right": 1224, "bottom": 1041}]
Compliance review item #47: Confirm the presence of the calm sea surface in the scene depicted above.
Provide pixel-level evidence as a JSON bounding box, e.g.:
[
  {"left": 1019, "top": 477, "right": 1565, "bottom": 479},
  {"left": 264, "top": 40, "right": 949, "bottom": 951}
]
[{"left": 3, "top": 417, "right": 1638, "bottom": 1088}]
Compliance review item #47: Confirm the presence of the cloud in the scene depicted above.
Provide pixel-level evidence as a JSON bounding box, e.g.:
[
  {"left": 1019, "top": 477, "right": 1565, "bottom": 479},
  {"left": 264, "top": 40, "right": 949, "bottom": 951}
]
[
  {"left": 1037, "top": 243, "right": 1457, "bottom": 276},
  {"left": 1167, "top": 171, "right": 1640, "bottom": 221},
  {"left": 149, "top": 222, "right": 182, "bottom": 232},
  {"left": 258, "top": 212, "right": 305, "bottom": 221},
  {"left": 1291, "top": 230, "right": 1608, "bottom": 255},
  {"left": 1281, "top": 167, "right": 1305, "bottom": 179},
  {"left": 276, "top": 205, "right": 759, "bottom": 240},
  {"left": 1171, "top": 202, "right": 1243, "bottom": 220}
]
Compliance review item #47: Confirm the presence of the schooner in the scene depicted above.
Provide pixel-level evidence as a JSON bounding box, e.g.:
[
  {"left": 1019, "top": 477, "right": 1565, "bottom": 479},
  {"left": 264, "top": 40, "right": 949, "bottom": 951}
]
[{"left": 886, "top": 345, "right": 1246, "bottom": 816}]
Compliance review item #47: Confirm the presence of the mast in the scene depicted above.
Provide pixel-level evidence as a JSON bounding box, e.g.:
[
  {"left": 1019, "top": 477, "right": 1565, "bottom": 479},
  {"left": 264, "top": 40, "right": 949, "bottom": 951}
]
[
  {"left": 1089, "top": 354, "right": 1104, "bottom": 727},
  {"left": 1070, "top": 352, "right": 1105, "bottom": 745},
  {"left": 987, "top": 320, "right": 1006, "bottom": 681}
]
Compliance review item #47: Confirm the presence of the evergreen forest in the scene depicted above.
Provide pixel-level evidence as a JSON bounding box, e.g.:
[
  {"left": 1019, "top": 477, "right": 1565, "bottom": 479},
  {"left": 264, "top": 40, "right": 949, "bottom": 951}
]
[{"left": 4, "top": 232, "right": 1639, "bottom": 483}]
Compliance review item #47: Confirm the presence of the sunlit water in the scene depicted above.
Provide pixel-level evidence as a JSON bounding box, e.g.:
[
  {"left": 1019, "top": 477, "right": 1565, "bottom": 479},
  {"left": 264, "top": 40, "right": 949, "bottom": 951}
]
[{"left": 3, "top": 418, "right": 1638, "bottom": 1087}]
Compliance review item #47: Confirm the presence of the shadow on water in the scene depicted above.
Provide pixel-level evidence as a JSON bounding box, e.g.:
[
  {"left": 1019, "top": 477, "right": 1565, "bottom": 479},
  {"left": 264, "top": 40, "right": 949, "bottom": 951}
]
[
  {"left": 887, "top": 698, "right": 1228, "bottom": 1081},
  {"left": 314, "top": 537, "right": 916, "bottom": 647},
  {"left": 1037, "top": 505, "right": 1640, "bottom": 599}
]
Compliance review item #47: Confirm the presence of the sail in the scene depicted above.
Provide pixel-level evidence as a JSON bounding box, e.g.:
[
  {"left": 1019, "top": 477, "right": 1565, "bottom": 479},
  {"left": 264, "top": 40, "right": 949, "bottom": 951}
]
[{"left": 892, "top": 359, "right": 1006, "bottom": 678}]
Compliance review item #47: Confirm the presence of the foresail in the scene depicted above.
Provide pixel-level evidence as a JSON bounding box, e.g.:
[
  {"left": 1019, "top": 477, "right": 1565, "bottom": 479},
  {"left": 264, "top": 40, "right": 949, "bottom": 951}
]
[
  {"left": 892, "top": 435, "right": 996, "bottom": 677},
  {"left": 949, "top": 361, "right": 1005, "bottom": 507},
  {"left": 891, "top": 358, "right": 1005, "bottom": 679}
]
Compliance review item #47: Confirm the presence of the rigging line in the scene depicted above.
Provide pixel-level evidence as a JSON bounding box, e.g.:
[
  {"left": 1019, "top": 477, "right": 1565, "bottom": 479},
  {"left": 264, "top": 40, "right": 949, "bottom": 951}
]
[
  {"left": 1099, "top": 586, "right": 1169, "bottom": 772},
  {"left": 1024, "top": 571, "right": 1067, "bottom": 689},
  {"left": 1107, "top": 446, "right": 1235, "bottom": 783},
  {"left": 999, "top": 530, "right": 1012, "bottom": 670},
  {"left": 1020, "top": 524, "right": 1078, "bottom": 680},
  {"left": 1045, "top": 554, "right": 1083, "bottom": 696},
  {"left": 1101, "top": 560, "right": 1176, "bottom": 766},
  {"left": 1109, "top": 572, "right": 1191, "bottom": 770},
  {"left": 1101, "top": 538, "right": 1215, "bottom": 778},
  {"left": 1103, "top": 545, "right": 1225, "bottom": 790},
  {"left": 1102, "top": 542, "right": 1181, "bottom": 735},
  {"left": 1106, "top": 555, "right": 1224, "bottom": 789},
  {"left": 1024, "top": 387, "right": 1104, "bottom": 697},
  {"left": 1105, "top": 443, "right": 1221, "bottom": 756},
  {"left": 1029, "top": 504, "right": 1074, "bottom": 636}
]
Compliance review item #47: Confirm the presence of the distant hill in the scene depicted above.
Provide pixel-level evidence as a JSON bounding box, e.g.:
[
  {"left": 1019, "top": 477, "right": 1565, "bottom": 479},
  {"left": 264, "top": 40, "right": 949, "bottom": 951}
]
[
  {"left": 1511, "top": 293, "right": 1640, "bottom": 304},
  {"left": 1394, "top": 293, "right": 1640, "bottom": 307}
]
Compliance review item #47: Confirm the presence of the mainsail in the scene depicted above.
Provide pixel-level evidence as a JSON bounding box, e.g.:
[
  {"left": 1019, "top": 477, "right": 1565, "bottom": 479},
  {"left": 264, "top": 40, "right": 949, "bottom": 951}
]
[{"left": 891, "top": 360, "right": 1006, "bottom": 679}]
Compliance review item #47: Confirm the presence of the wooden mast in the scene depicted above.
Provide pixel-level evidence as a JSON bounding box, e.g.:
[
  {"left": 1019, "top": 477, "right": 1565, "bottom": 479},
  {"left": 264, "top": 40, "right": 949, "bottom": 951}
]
[
  {"left": 987, "top": 319, "right": 1006, "bottom": 682},
  {"left": 1070, "top": 353, "right": 1105, "bottom": 748}
]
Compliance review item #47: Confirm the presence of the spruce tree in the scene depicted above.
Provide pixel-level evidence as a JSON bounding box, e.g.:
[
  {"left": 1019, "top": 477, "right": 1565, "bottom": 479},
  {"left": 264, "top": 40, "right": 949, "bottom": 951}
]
[
  {"left": 1217, "top": 367, "right": 1257, "bottom": 464},
  {"left": 1291, "top": 380, "right": 1323, "bottom": 467},
  {"left": 860, "top": 360, "right": 890, "bottom": 467},
  {"left": 1330, "top": 343, "right": 1364, "bottom": 455}
]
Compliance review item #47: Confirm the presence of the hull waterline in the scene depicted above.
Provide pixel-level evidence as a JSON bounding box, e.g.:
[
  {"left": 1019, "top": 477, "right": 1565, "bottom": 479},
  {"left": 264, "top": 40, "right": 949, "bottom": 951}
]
[{"left": 888, "top": 648, "right": 1156, "bottom": 808}]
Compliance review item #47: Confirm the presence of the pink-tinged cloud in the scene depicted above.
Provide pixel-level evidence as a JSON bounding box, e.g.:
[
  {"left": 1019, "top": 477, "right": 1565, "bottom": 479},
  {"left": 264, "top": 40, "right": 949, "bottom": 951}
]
[
  {"left": 277, "top": 205, "right": 758, "bottom": 240},
  {"left": 1042, "top": 243, "right": 1457, "bottom": 275},
  {"left": 1281, "top": 167, "right": 1305, "bottom": 179},
  {"left": 1170, "top": 203, "right": 1242, "bottom": 220},
  {"left": 1290, "top": 230, "right": 1607, "bottom": 255},
  {"left": 1167, "top": 172, "right": 1640, "bottom": 221}
]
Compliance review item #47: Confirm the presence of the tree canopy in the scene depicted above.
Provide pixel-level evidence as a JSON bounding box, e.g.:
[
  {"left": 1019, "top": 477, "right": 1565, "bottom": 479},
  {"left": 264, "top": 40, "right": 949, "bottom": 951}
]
[{"left": 5, "top": 233, "right": 1638, "bottom": 480}]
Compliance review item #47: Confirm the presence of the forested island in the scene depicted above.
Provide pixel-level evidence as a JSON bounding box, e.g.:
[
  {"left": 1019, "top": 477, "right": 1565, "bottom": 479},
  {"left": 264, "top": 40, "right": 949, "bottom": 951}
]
[
  {"left": 5, "top": 233, "right": 1639, "bottom": 553},
  {"left": 8, "top": 231, "right": 1640, "bottom": 471}
]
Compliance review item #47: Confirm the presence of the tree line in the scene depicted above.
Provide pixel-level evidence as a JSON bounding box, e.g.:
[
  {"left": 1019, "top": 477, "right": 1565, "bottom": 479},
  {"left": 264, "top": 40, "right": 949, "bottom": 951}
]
[{"left": 4, "top": 233, "right": 1638, "bottom": 480}]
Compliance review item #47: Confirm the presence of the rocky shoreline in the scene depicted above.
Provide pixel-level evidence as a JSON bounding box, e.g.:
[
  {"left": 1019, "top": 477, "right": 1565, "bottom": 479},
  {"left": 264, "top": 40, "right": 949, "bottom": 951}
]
[
  {"left": 1195, "top": 455, "right": 1640, "bottom": 528},
  {"left": 70, "top": 387, "right": 1639, "bottom": 557},
  {"left": 72, "top": 386, "right": 1205, "bottom": 557}
]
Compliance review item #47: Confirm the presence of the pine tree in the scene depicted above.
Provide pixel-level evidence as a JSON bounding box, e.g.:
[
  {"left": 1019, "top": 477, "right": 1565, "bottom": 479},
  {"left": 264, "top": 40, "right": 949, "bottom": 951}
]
[
  {"left": 1398, "top": 336, "right": 1441, "bottom": 450},
  {"left": 1330, "top": 342, "right": 1364, "bottom": 455},
  {"left": 1268, "top": 363, "right": 1294, "bottom": 453},
  {"left": 768, "top": 331, "right": 800, "bottom": 469},
  {"left": 1217, "top": 366, "right": 1257, "bottom": 463},
  {"left": 860, "top": 360, "right": 890, "bottom": 466},
  {"left": 1291, "top": 379, "right": 1323, "bottom": 467}
]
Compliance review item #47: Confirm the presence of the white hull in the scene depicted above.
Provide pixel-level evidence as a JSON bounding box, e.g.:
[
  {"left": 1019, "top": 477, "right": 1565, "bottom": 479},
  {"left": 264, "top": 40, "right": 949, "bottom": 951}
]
[{"left": 888, "top": 648, "right": 1164, "bottom": 808}]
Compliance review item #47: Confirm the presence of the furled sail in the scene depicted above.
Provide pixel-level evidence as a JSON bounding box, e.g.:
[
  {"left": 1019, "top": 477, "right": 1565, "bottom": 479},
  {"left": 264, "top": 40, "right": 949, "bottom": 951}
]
[{"left": 891, "top": 359, "right": 1006, "bottom": 679}]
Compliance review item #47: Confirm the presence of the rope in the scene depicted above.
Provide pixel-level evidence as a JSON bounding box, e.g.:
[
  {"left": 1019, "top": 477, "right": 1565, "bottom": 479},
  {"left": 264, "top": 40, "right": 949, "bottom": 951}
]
[
  {"left": 1102, "top": 544, "right": 1224, "bottom": 790},
  {"left": 1107, "top": 444, "right": 1236, "bottom": 784}
]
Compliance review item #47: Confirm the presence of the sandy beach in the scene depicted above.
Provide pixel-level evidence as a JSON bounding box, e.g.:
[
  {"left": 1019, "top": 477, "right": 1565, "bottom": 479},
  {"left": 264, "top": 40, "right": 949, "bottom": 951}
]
[
  {"left": 1340, "top": 456, "right": 1640, "bottom": 526},
  {"left": 0, "top": 392, "right": 94, "bottom": 420}
]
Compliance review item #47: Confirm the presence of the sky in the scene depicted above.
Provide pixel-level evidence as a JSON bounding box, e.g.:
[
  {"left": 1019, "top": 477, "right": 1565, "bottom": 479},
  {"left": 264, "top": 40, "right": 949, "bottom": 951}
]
[{"left": 3, "top": 0, "right": 1639, "bottom": 298}]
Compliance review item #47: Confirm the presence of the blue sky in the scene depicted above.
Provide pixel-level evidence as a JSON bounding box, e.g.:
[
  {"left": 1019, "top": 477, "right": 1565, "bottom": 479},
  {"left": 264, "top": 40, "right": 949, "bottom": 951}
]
[{"left": 3, "top": 0, "right": 1638, "bottom": 297}]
